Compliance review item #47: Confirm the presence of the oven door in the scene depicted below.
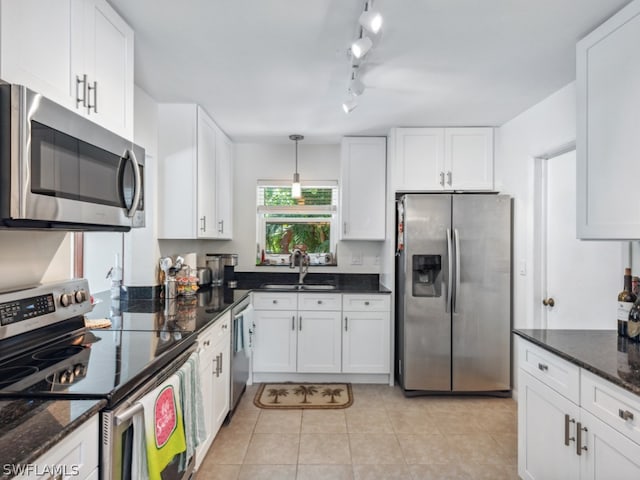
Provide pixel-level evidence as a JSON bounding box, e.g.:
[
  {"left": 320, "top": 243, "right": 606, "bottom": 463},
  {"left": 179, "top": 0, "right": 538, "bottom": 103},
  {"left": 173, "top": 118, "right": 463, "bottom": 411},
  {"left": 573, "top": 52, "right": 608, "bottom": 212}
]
[
  {"left": 101, "top": 346, "right": 196, "bottom": 480},
  {"left": 0, "top": 83, "right": 144, "bottom": 230}
]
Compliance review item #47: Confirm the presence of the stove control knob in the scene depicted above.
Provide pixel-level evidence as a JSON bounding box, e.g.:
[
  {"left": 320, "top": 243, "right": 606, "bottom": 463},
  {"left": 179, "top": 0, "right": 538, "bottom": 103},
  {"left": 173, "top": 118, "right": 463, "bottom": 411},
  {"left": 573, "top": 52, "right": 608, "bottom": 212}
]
[
  {"left": 73, "top": 364, "right": 85, "bottom": 377},
  {"left": 75, "top": 290, "right": 88, "bottom": 303},
  {"left": 60, "top": 293, "right": 73, "bottom": 307}
]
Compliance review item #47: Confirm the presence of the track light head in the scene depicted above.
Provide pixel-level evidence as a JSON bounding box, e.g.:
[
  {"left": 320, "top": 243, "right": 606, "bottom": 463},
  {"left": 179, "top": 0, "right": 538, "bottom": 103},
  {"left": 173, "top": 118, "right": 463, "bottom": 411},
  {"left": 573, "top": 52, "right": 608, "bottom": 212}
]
[
  {"left": 349, "top": 76, "right": 365, "bottom": 96},
  {"left": 351, "top": 36, "right": 373, "bottom": 59},
  {"left": 342, "top": 98, "right": 357, "bottom": 114},
  {"left": 359, "top": 10, "right": 383, "bottom": 35}
]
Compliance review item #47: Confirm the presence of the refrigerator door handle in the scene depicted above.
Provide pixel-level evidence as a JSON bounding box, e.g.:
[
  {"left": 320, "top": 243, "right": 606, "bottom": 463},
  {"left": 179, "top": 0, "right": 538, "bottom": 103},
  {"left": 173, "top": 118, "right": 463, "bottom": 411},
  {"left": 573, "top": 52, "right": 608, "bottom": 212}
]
[
  {"left": 453, "top": 228, "right": 460, "bottom": 313},
  {"left": 446, "top": 228, "right": 453, "bottom": 313}
]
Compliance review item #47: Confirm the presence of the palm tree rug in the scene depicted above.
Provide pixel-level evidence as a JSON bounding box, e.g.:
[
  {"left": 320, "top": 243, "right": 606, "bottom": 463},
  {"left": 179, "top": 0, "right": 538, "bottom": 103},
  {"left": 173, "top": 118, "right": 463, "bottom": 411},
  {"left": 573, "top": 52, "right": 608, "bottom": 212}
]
[{"left": 254, "top": 383, "right": 353, "bottom": 409}]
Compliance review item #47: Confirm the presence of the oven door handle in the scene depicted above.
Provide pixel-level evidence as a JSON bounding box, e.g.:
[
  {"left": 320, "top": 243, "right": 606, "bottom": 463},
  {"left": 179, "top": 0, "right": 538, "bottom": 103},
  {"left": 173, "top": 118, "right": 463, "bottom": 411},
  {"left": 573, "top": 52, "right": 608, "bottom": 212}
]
[
  {"left": 115, "top": 402, "right": 144, "bottom": 426},
  {"left": 125, "top": 149, "right": 142, "bottom": 218}
]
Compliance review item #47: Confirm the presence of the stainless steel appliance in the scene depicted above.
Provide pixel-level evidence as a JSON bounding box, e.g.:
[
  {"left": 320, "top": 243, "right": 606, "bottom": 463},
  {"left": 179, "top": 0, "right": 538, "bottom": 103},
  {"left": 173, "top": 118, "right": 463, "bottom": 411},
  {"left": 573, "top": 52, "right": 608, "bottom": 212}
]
[
  {"left": 0, "top": 83, "right": 145, "bottom": 231},
  {"left": 396, "top": 194, "right": 512, "bottom": 394},
  {"left": 0, "top": 280, "right": 197, "bottom": 480},
  {"left": 229, "top": 295, "right": 251, "bottom": 416}
]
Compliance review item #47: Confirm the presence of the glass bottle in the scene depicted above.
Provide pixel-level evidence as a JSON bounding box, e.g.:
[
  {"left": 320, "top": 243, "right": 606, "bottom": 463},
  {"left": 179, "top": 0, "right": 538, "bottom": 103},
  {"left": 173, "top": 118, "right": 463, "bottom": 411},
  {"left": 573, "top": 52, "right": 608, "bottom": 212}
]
[{"left": 618, "top": 268, "right": 636, "bottom": 336}]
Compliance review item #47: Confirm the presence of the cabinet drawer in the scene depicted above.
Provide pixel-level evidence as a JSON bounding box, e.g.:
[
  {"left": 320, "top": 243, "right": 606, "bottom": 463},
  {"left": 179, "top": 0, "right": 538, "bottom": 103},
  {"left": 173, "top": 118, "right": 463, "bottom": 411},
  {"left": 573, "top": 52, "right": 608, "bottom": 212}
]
[
  {"left": 342, "top": 294, "right": 390, "bottom": 312},
  {"left": 299, "top": 293, "right": 341, "bottom": 311},
  {"left": 581, "top": 369, "right": 640, "bottom": 445},
  {"left": 253, "top": 292, "right": 298, "bottom": 310},
  {"left": 200, "top": 311, "right": 231, "bottom": 344},
  {"left": 517, "top": 337, "right": 580, "bottom": 404}
]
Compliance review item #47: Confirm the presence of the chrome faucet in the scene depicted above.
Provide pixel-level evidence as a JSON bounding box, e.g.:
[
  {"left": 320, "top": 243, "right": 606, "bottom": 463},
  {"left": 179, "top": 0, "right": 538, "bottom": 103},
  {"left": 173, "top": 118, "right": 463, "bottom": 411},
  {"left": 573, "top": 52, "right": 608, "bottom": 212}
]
[{"left": 290, "top": 248, "right": 309, "bottom": 284}]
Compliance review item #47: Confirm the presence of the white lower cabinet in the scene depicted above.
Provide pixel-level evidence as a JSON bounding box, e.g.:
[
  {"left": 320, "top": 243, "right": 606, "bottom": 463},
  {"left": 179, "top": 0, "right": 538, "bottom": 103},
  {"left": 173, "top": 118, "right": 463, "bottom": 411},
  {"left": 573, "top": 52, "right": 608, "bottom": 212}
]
[
  {"left": 252, "top": 292, "right": 390, "bottom": 375},
  {"left": 195, "top": 311, "right": 230, "bottom": 470},
  {"left": 26, "top": 415, "right": 99, "bottom": 480},
  {"left": 517, "top": 336, "right": 640, "bottom": 480}
]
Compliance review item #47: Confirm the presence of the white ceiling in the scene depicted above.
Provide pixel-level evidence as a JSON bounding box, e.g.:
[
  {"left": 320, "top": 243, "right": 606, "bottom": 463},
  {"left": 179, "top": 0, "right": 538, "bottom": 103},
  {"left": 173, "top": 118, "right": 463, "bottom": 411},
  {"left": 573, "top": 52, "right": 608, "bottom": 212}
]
[{"left": 109, "top": 0, "right": 631, "bottom": 143}]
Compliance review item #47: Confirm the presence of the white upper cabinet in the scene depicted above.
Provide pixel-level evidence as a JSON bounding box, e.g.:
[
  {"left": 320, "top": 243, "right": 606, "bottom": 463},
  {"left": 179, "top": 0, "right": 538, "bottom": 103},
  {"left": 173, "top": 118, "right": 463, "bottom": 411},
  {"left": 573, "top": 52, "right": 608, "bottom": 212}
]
[
  {"left": 390, "top": 127, "right": 494, "bottom": 192},
  {"left": 577, "top": 0, "right": 640, "bottom": 239},
  {"left": 340, "top": 137, "right": 386, "bottom": 241},
  {"left": 158, "top": 104, "right": 234, "bottom": 239},
  {"left": 0, "top": 0, "right": 134, "bottom": 140}
]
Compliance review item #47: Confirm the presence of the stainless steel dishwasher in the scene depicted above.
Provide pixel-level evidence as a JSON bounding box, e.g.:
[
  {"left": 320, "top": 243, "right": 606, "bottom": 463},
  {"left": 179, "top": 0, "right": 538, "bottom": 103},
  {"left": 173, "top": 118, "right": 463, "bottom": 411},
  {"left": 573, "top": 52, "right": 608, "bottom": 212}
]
[{"left": 228, "top": 295, "right": 251, "bottom": 418}]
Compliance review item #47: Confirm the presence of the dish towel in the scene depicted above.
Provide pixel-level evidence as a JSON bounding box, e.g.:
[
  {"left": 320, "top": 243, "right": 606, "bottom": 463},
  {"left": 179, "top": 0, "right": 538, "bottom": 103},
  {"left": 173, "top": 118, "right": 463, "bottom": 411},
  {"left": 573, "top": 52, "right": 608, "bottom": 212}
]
[
  {"left": 234, "top": 312, "right": 244, "bottom": 353},
  {"left": 177, "top": 351, "right": 206, "bottom": 470},
  {"left": 135, "top": 373, "right": 187, "bottom": 480},
  {"left": 241, "top": 304, "right": 255, "bottom": 358}
]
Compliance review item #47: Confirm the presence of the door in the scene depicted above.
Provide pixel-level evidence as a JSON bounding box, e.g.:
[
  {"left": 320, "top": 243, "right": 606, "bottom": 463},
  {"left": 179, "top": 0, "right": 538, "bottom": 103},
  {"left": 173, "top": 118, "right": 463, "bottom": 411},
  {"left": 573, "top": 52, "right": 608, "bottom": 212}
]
[
  {"left": 518, "top": 371, "right": 580, "bottom": 480},
  {"left": 543, "top": 150, "right": 621, "bottom": 329},
  {"left": 214, "top": 130, "right": 233, "bottom": 239},
  {"left": 297, "top": 311, "right": 341, "bottom": 373},
  {"left": 393, "top": 128, "right": 444, "bottom": 191},
  {"left": 252, "top": 310, "right": 297, "bottom": 372},
  {"left": 212, "top": 331, "right": 231, "bottom": 433},
  {"left": 451, "top": 194, "right": 511, "bottom": 391},
  {"left": 445, "top": 128, "right": 494, "bottom": 191},
  {"left": 398, "top": 194, "right": 451, "bottom": 390},
  {"left": 343, "top": 311, "right": 390, "bottom": 374},
  {"left": 196, "top": 107, "right": 217, "bottom": 238}
]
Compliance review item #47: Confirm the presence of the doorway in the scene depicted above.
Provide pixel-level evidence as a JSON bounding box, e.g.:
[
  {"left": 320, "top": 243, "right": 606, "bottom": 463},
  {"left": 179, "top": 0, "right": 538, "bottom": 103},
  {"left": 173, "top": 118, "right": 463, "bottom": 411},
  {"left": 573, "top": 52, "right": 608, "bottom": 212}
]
[{"left": 535, "top": 147, "right": 623, "bottom": 329}]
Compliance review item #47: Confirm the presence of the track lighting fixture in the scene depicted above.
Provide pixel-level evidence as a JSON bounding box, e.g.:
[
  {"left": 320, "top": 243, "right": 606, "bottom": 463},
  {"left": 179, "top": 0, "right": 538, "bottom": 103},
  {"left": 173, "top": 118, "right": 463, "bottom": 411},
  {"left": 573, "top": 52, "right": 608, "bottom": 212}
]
[
  {"left": 341, "top": 0, "right": 384, "bottom": 113},
  {"left": 289, "top": 134, "right": 303, "bottom": 198},
  {"left": 342, "top": 98, "right": 357, "bottom": 114}
]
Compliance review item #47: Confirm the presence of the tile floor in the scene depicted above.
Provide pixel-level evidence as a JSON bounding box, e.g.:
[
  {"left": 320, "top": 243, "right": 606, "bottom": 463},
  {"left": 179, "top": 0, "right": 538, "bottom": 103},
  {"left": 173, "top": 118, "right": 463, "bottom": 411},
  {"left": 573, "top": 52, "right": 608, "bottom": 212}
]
[{"left": 197, "top": 384, "right": 518, "bottom": 480}]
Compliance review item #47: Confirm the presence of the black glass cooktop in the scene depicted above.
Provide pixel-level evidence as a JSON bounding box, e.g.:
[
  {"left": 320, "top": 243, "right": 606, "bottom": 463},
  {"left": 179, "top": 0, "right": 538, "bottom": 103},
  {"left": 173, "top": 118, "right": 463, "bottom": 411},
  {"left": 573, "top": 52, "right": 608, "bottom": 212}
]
[{"left": 0, "top": 322, "right": 196, "bottom": 406}]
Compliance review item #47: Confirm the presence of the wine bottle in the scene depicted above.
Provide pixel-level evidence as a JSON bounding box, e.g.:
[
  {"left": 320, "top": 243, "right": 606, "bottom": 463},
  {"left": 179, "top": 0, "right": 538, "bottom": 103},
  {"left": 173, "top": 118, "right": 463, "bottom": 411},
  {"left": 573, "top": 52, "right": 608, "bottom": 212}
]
[
  {"left": 628, "top": 296, "right": 640, "bottom": 342},
  {"left": 618, "top": 268, "right": 636, "bottom": 336}
]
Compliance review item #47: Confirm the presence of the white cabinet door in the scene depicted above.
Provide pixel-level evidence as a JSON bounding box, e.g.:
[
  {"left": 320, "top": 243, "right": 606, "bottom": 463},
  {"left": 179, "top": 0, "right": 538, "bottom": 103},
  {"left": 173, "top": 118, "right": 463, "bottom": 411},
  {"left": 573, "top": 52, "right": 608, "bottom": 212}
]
[
  {"left": 197, "top": 107, "right": 218, "bottom": 238},
  {"left": 297, "top": 310, "right": 342, "bottom": 373},
  {"left": 214, "top": 129, "right": 234, "bottom": 239},
  {"left": 340, "top": 137, "right": 386, "bottom": 240},
  {"left": 212, "top": 327, "right": 231, "bottom": 433},
  {"left": 445, "top": 128, "right": 493, "bottom": 191},
  {"left": 577, "top": 1, "right": 640, "bottom": 239},
  {"left": 82, "top": 0, "right": 134, "bottom": 139},
  {"left": 252, "top": 309, "right": 297, "bottom": 373},
  {"left": 392, "top": 128, "right": 444, "bottom": 191},
  {"left": 342, "top": 310, "right": 390, "bottom": 374},
  {"left": 518, "top": 370, "right": 580, "bottom": 480},
  {"left": 195, "top": 329, "right": 216, "bottom": 469},
  {"left": 581, "top": 409, "right": 640, "bottom": 480},
  {"left": 0, "top": 0, "right": 81, "bottom": 111}
]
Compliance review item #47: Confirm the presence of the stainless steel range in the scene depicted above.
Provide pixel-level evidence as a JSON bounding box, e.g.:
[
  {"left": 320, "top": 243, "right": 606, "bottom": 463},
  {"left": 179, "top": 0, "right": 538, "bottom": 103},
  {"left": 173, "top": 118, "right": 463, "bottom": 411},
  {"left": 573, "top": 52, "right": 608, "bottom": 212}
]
[{"left": 0, "top": 279, "right": 198, "bottom": 480}]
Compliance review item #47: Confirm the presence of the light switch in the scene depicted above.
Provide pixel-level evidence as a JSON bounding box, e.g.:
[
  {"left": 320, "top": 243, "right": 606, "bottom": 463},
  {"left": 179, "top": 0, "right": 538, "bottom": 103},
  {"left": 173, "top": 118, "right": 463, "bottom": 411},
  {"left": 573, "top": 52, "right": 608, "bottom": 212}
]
[{"left": 519, "top": 260, "right": 527, "bottom": 276}]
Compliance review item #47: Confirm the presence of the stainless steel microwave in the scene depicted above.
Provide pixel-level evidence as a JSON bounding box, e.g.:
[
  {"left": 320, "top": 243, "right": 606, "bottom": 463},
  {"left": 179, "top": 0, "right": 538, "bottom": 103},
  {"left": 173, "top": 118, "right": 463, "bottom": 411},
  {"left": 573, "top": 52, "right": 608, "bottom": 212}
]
[{"left": 0, "top": 83, "right": 144, "bottom": 231}]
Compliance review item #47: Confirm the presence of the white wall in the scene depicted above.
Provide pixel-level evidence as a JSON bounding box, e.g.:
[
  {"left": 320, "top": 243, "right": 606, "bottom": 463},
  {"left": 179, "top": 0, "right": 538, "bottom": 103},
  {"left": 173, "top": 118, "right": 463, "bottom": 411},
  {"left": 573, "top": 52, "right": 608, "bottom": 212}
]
[
  {"left": 159, "top": 142, "right": 384, "bottom": 274},
  {"left": 496, "top": 81, "right": 624, "bottom": 329}
]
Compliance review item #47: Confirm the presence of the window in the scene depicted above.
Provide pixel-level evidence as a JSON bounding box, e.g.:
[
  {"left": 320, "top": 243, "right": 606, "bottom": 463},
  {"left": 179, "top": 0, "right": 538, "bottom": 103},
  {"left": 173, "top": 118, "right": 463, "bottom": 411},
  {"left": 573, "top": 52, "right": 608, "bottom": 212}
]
[{"left": 257, "top": 181, "right": 338, "bottom": 266}]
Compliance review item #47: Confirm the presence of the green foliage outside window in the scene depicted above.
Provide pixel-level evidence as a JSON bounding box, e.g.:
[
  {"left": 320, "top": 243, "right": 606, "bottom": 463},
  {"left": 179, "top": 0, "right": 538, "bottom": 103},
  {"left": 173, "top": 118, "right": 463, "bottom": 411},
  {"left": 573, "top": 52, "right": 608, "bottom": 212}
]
[{"left": 265, "top": 222, "right": 330, "bottom": 254}]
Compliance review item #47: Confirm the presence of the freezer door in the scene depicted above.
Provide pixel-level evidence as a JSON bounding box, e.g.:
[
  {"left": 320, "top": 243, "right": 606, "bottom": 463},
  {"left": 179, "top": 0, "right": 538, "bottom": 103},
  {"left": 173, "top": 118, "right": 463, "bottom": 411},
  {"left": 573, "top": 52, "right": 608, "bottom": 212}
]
[
  {"left": 451, "top": 195, "right": 511, "bottom": 392},
  {"left": 398, "top": 194, "right": 452, "bottom": 391}
]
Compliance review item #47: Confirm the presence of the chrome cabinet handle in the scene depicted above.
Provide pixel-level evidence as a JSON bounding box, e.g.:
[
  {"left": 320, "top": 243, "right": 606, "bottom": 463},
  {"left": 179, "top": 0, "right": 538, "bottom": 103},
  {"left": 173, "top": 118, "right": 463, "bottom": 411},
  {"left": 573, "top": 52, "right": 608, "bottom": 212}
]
[
  {"left": 619, "top": 409, "right": 634, "bottom": 421},
  {"left": 213, "top": 355, "right": 219, "bottom": 376},
  {"left": 200, "top": 216, "right": 206, "bottom": 232},
  {"left": 447, "top": 171, "right": 452, "bottom": 186},
  {"left": 87, "top": 80, "right": 98, "bottom": 113},
  {"left": 317, "top": 300, "right": 323, "bottom": 305},
  {"left": 345, "top": 316, "right": 348, "bottom": 331},
  {"left": 219, "top": 352, "right": 223, "bottom": 373},
  {"left": 299, "top": 316, "right": 302, "bottom": 331},
  {"left": 218, "top": 220, "right": 224, "bottom": 233},
  {"left": 364, "top": 301, "right": 370, "bottom": 306},
  {"left": 564, "top": 414, "right": 575, "bottom": 446},
  {"left": 203, "top": 340, "right": 210, "bottom": 347},
  {"left": 343, "top": 222, "right": 347, "bottom": 235},
  {"left": 273, "top": 299, "right": 278, "bottom": 304},
  {"left": 292, "top": 315, "right": 295, "bottom": 330},
  {"left": 576, "top": 422, "right": 588, "bottom": 455},
  {"left": 538, "top": 363, "right": 549, "bottom": 372},
  {"left": 222, "top": 323, "right": 228, "bottom": 330},
  {"left": 76, "top": 74, "right": 87, "bottom": 108},
  {"left": 542, "top": 298, "right": 555, "bottom": 307},
  {"left": 439, "top": 171, "right": 445, "bottom": 186}
]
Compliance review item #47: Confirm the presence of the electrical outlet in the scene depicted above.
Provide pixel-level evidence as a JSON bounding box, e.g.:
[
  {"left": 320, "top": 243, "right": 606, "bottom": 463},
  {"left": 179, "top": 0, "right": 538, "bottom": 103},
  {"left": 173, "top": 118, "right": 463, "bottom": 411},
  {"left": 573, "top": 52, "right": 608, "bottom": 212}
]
[{"left": 351, "top": 252, "right": 363, "bottom": 265}]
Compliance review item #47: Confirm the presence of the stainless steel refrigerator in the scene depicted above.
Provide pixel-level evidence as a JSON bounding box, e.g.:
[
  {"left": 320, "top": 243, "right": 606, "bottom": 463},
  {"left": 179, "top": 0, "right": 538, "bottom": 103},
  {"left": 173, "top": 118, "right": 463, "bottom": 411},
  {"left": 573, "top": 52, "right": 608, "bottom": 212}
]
[{"left": 396, "top": 194, "right": 512, "bottom": 394}]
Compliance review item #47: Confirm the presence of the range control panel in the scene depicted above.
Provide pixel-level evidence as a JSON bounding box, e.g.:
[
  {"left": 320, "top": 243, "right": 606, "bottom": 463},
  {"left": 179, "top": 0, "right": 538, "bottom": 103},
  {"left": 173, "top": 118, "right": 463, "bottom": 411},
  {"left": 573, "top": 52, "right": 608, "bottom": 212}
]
[{"left": 0, "top": 279, "right": 91, "bottom": 339}]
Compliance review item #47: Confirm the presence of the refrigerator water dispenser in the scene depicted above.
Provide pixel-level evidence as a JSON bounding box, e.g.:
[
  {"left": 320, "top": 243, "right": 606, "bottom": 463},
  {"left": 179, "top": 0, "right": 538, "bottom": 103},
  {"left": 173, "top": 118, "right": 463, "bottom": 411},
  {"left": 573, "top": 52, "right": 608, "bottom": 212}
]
[{"left": 412, "top": 255, "right": 441, "bottom": 297}]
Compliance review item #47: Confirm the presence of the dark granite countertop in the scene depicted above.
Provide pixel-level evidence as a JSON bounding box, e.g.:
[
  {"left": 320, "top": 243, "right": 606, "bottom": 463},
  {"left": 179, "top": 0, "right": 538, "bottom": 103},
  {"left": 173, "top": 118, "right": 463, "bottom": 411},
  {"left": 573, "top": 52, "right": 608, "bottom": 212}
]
[
  {"left": 0, "top": 398, "right": 105, "bottom": 479},
  {"left": 514, "top": 329, "right": 640, "bottom": 396}
]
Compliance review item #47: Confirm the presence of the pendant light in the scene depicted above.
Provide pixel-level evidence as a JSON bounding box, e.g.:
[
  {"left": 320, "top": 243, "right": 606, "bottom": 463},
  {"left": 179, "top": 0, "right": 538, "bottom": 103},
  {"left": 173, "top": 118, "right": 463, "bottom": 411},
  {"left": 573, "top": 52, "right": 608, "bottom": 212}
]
[{"left": 290, "top": 134, "right": 304, "bottom": 198}]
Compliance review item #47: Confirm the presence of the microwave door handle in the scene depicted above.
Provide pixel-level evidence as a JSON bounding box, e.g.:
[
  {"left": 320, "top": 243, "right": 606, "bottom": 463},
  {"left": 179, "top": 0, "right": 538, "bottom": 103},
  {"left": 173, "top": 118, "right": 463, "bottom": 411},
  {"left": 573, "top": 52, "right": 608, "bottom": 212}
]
[
  {"left": 446, "top": 228, "right": 453, "bottom": 313},
  {"left": 125, "top": 149, "right": 142, "bottom": 218}
]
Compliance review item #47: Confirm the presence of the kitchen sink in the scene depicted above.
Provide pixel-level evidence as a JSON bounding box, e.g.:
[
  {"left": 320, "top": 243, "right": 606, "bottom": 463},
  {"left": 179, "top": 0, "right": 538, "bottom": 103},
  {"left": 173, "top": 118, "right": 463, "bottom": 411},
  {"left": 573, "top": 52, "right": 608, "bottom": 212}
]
[{"left": 259, "top": 283, "right": 337, "bottom": 291}]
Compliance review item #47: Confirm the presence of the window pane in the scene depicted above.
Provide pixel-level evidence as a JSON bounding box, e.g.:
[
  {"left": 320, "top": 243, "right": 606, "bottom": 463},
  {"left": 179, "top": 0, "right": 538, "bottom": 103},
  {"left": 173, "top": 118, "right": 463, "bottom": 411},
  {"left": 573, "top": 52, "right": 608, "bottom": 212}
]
[
  {"left": 265, "top": 222, "right": 330, "bottom": 254},
  {"left": 262, "top": 187, "right": 334, "bottom": 206}
]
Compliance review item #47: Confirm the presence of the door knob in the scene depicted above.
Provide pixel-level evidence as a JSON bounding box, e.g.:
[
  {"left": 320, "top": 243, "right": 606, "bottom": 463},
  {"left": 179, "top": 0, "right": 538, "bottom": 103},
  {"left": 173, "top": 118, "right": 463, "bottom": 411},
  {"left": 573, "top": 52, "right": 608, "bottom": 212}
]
[{"left": 542, "top": 298, "right": 555, "bottom": 307}]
